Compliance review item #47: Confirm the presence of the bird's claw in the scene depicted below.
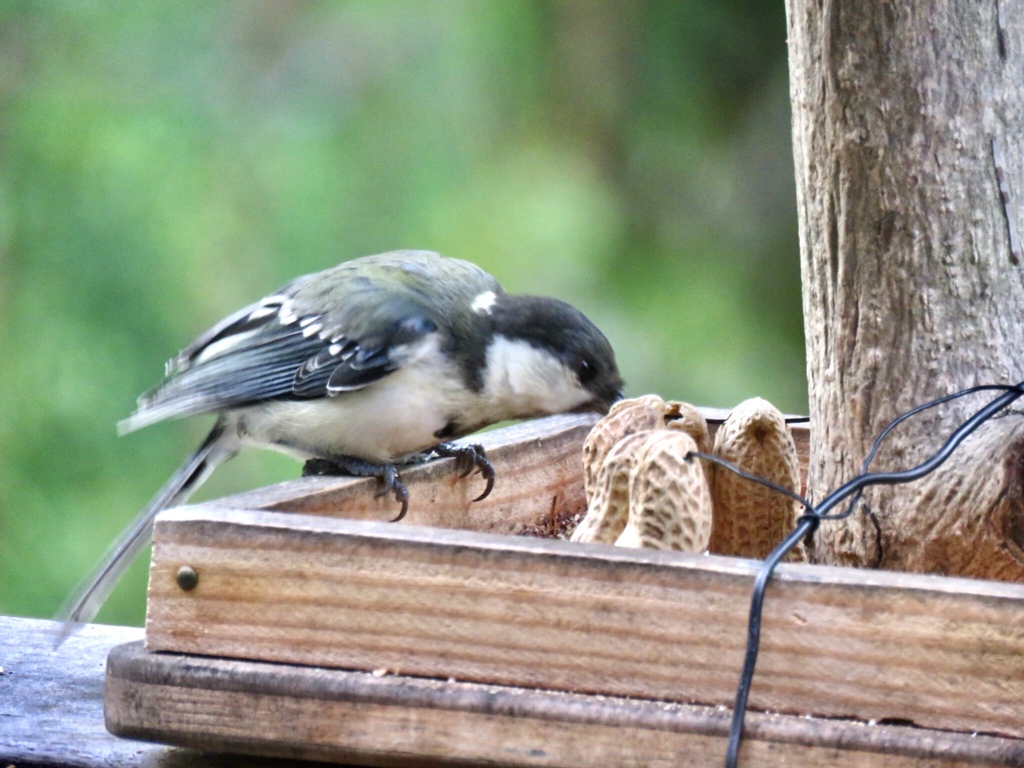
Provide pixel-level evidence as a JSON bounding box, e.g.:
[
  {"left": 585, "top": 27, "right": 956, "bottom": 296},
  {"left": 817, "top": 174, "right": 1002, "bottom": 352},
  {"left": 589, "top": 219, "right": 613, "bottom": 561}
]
[
  {"left": 373, "top": 465, "right": 410, "bottom": 522},
  {"left": 301, "top": 456, "right": 410, "bottom": 521},
  {"left": 386, "top": 483, "right": 410, "bottom": 522},
  {"left": 301, "top": 443, "right": 493, "bottom": 522},
  {"left": 433, "top": 443, "right": 496, "bottom": 502}
]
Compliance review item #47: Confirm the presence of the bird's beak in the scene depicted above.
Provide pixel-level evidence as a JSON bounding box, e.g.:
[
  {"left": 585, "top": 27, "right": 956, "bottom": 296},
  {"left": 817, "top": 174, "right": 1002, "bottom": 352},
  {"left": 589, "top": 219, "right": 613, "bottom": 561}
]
[
  {"left": 604, "top": 389, "right": 625, "bottom": 412},
  {"left": 576, "top": 389, "right": 624, "bottom": 416}
]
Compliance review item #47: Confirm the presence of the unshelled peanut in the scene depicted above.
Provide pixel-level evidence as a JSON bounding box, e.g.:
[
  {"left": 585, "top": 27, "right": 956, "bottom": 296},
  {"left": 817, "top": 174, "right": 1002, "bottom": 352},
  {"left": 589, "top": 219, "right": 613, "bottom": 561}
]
[
  {"left": 571, "top": 431, "right": 655, "bottom": 544},
  {"left": 615, "top": 431, "right": 713, "bottom": 552},
  {"left": 582, "top": 395, "right": 669, "bottom": 503},
  {"left": 709, "top": 397, "right": 801, "bottom": 559}
]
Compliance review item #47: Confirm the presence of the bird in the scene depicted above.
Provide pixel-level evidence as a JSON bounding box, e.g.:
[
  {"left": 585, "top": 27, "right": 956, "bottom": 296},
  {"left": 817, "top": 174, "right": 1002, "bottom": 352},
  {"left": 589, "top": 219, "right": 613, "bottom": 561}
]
[{"left": 57, "top": 250, "right": 624, "bottom": 635}]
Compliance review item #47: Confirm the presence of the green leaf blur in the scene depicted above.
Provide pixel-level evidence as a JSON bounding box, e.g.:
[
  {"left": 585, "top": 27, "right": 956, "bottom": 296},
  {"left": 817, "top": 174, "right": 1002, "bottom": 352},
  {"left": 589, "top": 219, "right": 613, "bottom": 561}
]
[{"left": 0, "top": 1, "right": 804, "bottom": 625}]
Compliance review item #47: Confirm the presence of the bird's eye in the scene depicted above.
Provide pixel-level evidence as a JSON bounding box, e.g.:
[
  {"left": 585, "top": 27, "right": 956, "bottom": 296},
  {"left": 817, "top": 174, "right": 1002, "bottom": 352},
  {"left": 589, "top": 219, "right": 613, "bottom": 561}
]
[{"left": 576, "top": 358, "right": 597, "bottom": 384}]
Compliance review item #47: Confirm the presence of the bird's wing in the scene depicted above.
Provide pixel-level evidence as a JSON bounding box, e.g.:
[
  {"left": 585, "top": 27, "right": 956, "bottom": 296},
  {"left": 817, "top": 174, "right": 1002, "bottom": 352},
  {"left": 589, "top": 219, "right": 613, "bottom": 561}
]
[{"left": 120, "top": 274, "right": 442, "bottom": 434}]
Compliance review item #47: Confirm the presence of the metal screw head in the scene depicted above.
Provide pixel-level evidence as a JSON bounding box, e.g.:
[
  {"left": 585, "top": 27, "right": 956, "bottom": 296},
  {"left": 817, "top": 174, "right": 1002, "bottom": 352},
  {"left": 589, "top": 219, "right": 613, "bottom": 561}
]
[{"left": 176, "top": 565, "right": 199, "bottom": 592}]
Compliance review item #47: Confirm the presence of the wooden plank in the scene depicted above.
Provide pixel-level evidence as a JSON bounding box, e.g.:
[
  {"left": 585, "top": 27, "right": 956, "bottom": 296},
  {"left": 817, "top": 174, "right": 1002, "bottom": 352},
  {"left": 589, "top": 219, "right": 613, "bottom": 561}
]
[
  {"left": 0, "top": 616, "right": 146, "bottom": 768},
  {"left": 145, "top": 506, "right": 1024, "bottom": 740},
  {"left": 0, "top": 615, "right": 332, "bottom": 768},
  {"left": 212, "top": 413, "right": 601, "bottom": 535},
  {"left": 207, "top": 410, "right": 809, "bottom": 532},
  {"left": 107, "top": 641, "right": 1024, "bottom": 768}
]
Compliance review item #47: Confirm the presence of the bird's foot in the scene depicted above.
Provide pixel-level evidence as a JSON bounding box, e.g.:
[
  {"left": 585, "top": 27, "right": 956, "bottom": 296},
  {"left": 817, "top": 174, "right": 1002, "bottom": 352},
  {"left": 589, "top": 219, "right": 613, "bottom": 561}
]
[
  {"left": 431, "top": 442, "right": 495, "bottom": 502},
  {"left": 302, "top": 456, "right": 410, "bottom": 522}
]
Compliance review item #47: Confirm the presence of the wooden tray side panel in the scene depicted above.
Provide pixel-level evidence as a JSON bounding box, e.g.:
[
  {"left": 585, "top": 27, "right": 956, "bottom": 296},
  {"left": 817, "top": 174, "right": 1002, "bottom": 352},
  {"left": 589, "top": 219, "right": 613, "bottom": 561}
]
[
  {"left": 107, "top": 641, "right": 1024, "bottom": 768},
  {"left": 210, "top": 413, "right": 602, "bottom": 534},
  {"left": 145, "top": 508, "right": 1024, "bottom": 740}
]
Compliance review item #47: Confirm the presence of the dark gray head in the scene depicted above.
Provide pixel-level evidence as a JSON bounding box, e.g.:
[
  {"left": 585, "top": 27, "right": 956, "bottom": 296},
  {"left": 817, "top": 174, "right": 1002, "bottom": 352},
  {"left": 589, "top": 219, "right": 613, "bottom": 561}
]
[{"left": 486, "top": 294, "right": 624, "bottom": 415}]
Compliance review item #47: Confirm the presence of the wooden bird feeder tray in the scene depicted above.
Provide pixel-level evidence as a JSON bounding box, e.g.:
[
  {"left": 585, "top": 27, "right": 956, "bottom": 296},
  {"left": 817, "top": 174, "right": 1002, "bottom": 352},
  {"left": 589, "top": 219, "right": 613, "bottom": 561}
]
[{"left": 104, "top": 412, "right": 1024, "bottom": 767}]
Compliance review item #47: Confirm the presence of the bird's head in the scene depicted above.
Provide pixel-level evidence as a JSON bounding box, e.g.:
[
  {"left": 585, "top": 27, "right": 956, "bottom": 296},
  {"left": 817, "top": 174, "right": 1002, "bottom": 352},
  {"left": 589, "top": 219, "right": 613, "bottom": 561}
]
[{"left": 479, "top": 294, "right": 624, "bottom": 419}]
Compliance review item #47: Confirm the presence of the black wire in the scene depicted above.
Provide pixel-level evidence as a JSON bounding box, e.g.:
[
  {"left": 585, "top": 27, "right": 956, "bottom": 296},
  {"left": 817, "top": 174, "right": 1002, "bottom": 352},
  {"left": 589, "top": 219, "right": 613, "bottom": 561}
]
[
  {"left": 723, "top": 515, "right": 817, "bottom": 768},
  {"left": 722, "top": 381, "right": 1024, "bottom": 768},
  {"left": 814, "top": 382, "right": 1024, "bottom": 518},
  {"left": 833, "top": 384, "right": 1023, "bottom": 522},
  {"left": 688, "top": 452, "right": 814, "bottom": 515}
]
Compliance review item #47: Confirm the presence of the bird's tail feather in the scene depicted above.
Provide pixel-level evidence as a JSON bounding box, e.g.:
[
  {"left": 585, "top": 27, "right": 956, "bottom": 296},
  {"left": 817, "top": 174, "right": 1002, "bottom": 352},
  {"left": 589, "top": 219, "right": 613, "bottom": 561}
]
[{"left": 55, "top": 422, "right": 237, "bottom": 645}]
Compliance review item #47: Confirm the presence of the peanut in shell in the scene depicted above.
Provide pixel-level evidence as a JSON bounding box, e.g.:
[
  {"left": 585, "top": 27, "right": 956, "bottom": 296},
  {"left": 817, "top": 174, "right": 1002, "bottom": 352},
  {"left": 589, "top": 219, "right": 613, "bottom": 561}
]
[
  {"left": 709, "top": 397, "right": 801, "bottom": 560},
  {"left": 570, "top": 431, "right": 654, "bottom": 544},
  {"left": 615, "top": 431, "right": 713, "bottom": 552},
  {"left": 582, "top": 395, "right": 671, "bottom": 503},
  {"left": 665, "top": 401, "right": 711, "bottom": 453}
]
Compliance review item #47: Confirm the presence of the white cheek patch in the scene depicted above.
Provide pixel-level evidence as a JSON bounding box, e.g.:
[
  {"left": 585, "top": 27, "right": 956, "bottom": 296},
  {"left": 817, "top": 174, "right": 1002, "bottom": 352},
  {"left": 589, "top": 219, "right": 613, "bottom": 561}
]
[
  {"left": 471, "top": 290, "right": 498, "bottom": 314},
  {"left": 482, "top": 335, "right": 591, "bottom": 416}
]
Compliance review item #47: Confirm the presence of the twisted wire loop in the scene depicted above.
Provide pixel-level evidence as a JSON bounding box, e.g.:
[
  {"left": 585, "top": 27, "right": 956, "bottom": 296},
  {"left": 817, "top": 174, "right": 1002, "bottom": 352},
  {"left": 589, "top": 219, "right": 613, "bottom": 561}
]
[{"left": 696, "top": 382, "right": 1024, "bottom": 768}]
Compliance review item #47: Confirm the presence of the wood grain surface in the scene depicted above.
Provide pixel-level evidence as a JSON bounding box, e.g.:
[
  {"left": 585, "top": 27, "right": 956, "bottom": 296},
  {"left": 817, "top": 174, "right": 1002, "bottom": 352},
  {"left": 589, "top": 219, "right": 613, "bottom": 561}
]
[
  {"left": 206, "top": 411, "right": 809, "bottom": 531},
  {"left": 0, "top": 616, "right": 338, "bottom": 768},
  {"left": 145, "top": 505, "right": 1024, "bottom": 740},
  {"left": 107, "top": 640, "right": 1024, "bottom": 767},
  {"left": 210, "top": 413, "right": 602, "bottom": 533}
]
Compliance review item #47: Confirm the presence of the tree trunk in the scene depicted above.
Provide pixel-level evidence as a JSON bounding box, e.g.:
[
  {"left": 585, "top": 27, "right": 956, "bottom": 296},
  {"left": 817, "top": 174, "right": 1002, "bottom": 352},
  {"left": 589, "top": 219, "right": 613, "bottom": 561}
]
[{"left": 787, "top": 0, "right": 1024, "bottom": 579}]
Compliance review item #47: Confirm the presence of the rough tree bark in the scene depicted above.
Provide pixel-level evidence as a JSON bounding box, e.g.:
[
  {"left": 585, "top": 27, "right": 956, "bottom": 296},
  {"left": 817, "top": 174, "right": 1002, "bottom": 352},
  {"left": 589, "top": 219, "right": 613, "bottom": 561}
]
[{"left": 787, "top": 1, "right": 1024, "bottom": 580}]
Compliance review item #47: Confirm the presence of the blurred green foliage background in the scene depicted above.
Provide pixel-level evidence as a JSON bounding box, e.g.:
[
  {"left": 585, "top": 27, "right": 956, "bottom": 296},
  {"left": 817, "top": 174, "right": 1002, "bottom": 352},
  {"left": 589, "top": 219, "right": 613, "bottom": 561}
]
[{"left": 0, "top": 1, "right": 804, "bottom": 626}]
